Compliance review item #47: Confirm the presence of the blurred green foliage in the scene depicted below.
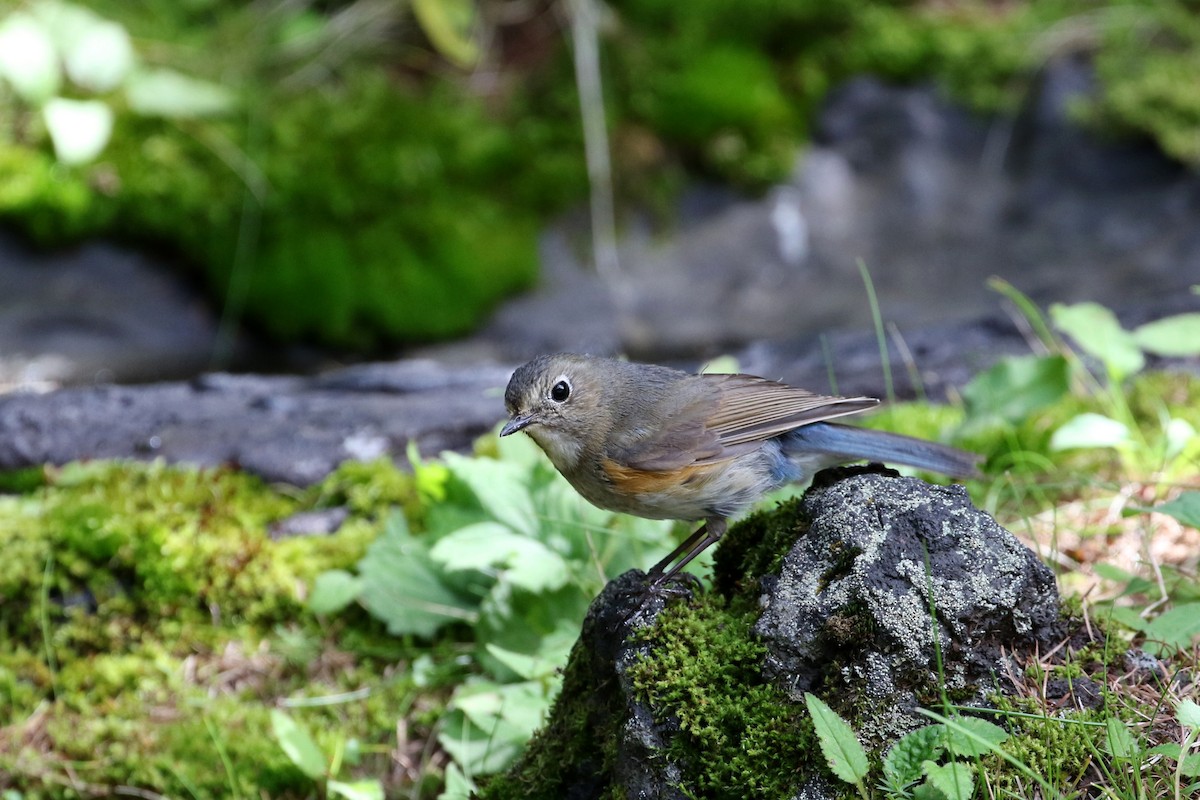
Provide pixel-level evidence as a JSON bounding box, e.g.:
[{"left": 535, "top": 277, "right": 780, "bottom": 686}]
[{"left": 1, "top": 0, "right": 1199, "bottom": 348}]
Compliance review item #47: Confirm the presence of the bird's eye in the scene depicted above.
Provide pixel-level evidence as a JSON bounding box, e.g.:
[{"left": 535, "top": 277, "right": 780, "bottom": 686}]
[{"left": 550, "top": 380, "right": 571, "bottom": 402}]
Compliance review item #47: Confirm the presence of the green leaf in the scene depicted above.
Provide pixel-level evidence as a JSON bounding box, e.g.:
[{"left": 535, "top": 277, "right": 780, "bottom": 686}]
[
  {"left": 805, "top": 693, "right": 869, "bottom": 785},
  {"left": 1143, "top": 602, "right": 1200, "bottom": 655},
  {"left": 62, "top": 17, "right": 134, "bottom": 92},
  {"left": 1132, "top": 313, "right": 1200, "bottom": 357},
  {"left": 1050, "top": 302, "right": 1144, "bottom": 381},
  {"left": 429, "top": 521, "right": 569, "bottom": 592},
  {"left": 1165, "top": 418, "right": 1198, "bottom": 461},
  {"left": 0, "top": 12, "right": 61, "bottom": 102},
  {"left": 922, "top": 761, "right": 975, "bottom": 800},
  {"left": 42, "top": 98, "right": 112, "bottom": 165},
  {"left": 308, "top": 569, "right": 363, "bottom": 614},
  {"left": 1104, "top": 605, "right": 1149, "bottom": 633},
  {"left": 1144, "top": 742, "right": 1200, "bottom": 775},
  {"left": 270, "top": 710, "right": 327, "bottom": 779},
  {"left": 960, "top": 354, "right": 1070, "bottom": 431},
  {"left": 357, "top": 513, "right": 479, "bottom": 637},
  {"left": 438, "top": 704, "right": 528, "bottom": 776},
  {"left": 328, "top": 780, "right": 384, "bottom": 800},
  {"left": 412, "top": 0, "right": 479, "bottom": 68},
  {"left": 438, "top": 761, "right": 477, "bottom": 800},
  {"left": 1105, "top": 717, "right": 1139, "bottom": 759},
  {"left": 1049, "top": 413, "right": 1130, "bottom": 451},
  {"left": 484, "top": 639, "right": 571, "bottom": 682},
  {"left": 1150, "top": 493, "right": 1200, "bottom": 528},
  {"left": 883, "top": 724, "right": 945, "bottom": 792},
  {"left": 125, "top": 68, "right": 236, "bottom": 117},
  {"left": 942, "top": 716, "right": 1008, "bottom": 758},
  {"left": 442, "top": 452, "right": 538, "bottom": 537},
  {"left": 1177, "top": 698, "right": 1200, "bottom": 729}
]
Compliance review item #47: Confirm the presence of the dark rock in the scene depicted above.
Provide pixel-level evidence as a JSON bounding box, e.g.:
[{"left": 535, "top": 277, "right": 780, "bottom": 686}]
[
  {"left": 0, "top": 228, "right": 224, "bottom": 388},
  {"left": 480, "top": 570, "right": 690, "bottom": 800},
  {"left": 756, "top": 468, "right": 1060, "bottom": 744}
]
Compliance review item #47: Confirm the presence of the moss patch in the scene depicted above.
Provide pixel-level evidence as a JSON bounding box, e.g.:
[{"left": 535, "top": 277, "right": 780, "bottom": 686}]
[{"left": 0, "top": 458, "right": 437, "bottom": 798}]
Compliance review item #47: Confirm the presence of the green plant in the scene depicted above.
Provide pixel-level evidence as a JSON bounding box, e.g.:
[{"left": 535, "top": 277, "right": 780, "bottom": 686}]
[
  {"left": 270, "top": 709, "right": 384, "bottom": 800},
  {"left": 960, "top": 280, "right": 1200, "bottom": 480},
  {"left": 311, "top": 432, "right": 681, "bottom": 781},
  {"left": 0, "top": 1, "right": 234, "bottom": 164}
]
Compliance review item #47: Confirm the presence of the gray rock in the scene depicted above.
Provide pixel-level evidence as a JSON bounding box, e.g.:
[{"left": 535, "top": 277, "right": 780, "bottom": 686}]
[
  {"left": 0, "top": 359, "right": 512, "bottom": 486},
  {"left": 756, "top": 467, "right": 1061, "bottom": 746},
  {"left": 0, "top": 229, "right": 224, "bottom": 389}
]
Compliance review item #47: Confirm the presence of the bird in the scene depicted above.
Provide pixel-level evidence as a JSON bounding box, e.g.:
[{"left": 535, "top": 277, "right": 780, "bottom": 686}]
[{"left": 500, "top": 353, "right": 981, "bottom": 585}]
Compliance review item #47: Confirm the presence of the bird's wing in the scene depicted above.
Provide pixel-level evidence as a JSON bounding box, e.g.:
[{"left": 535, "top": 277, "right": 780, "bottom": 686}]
[
  {"left": 701, "top": 374, "right": 878, "bottom": 448},
  {"left": 613, "top": 390, "right": 728, "bottom": 471},
  {"left": 614, "top": 374, "right": 878, "bottom": 471}
]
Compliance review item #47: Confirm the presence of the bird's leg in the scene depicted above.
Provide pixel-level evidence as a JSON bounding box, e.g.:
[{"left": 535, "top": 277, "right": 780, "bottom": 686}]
[{"left": 648, "top": 517, "right": 728, "bottom": 587}]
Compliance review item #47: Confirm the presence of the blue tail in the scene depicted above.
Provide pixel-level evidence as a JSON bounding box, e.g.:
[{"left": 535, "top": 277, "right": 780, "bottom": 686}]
[{"left": 782, "top": 422, "right": 981, "bottom": 479}]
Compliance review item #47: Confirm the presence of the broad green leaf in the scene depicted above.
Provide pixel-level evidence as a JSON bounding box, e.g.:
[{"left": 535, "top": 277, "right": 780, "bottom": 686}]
[
  {"left": 922, "top": 761, "right": 975, "bottom": 800},
  {"left": 1132, "top": 313, "right": 1200, "bottom": 357},
  {"left": 1050, "top": 302, "right": 1144, "bottom": 381},
  {"left": 805, "top": 693, "right": 869, "bottom": 785},
  {"left": 438, "top": 707, "right": 527, "bottom": 775},
  {"left": 358, "top": 513, "right": 479, "bottom": 637},
  {"left": 125, "top": 68, "right": 235, "bottom": 117},
  {"left": 270, "top": 710, "right": 326, "bottom": 779},
  {"left": 485, "top": 639, "right": 571, "bottom": 682},
  {"left": 1049, "top": 413, "right": 1130, "bottom": 451},
  {"left": 412, "top": 0, "right": 478, "bottom": 68},
  {"left": 1143, "top": 602, "right": 1200, "bottom": 655},
  {"left": 442, "top": 452, "right": 538, "bottom": 537},
  {"left": 1150, "top": 493, "right": 1200, "bottom": 528},
  {"left": 942, "top": 716, "right": 1008, "bottom": 758},
  {"left": 308, "top": 569, "right": 363, "bottom": 614},
  {"left": 1105, "top": 717, "right": 1139, "bottom": 759},
  {"left": 452, "top": 679, "right": 555, "bottom": 737},
  {"left": 438, "top": 762, "right": 477, "bottom": 800},
  {"left": 1177, "top": 698, "right": 1200, "bottom": 729},
  {"left": 328, "top": 780, "right": 384, "bottom": 800},
  {"left": 1104, "top": 605, "right": 1149, "bottom": 633},
  {"left": 0, "top": 13, "right": 61, "bottom": 102},
  {"left": 883, "top": 724, "right": 945, "bottom": 791},
  {"left": 429, "top": 521, "right": 569, "bottom": 592},
  {"left": 474, "top": 588, "right": 589, "bottom": 682},
  {"left": 43, "top": 98, "right": 112, "bottom": 164},
  {"left": 63, "top": 18, "right": 133, "bottom": 92},
  {"left": 960, "top": 354, "right": 1070, "bottom": 431}
]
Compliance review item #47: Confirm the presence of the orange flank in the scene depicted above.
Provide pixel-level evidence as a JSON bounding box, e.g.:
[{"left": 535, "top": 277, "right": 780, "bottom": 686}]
[{"left": 600, "top": 458, "right": 720, "bottom": 495}]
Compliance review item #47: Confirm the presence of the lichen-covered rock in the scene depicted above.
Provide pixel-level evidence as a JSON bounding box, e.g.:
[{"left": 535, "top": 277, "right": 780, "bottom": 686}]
[{"left": 755, "top": 466, "right": 1061, "bottom": 745}]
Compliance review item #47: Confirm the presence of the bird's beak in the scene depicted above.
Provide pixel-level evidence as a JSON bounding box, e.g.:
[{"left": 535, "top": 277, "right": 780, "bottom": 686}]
[{"left": 500, "top": 412, "right": 536, "bottom": 437}]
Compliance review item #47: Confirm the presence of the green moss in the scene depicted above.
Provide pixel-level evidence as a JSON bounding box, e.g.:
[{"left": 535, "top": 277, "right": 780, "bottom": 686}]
[
  {"left": 624, "top": 597, "right": 814, "bottom": 798},
  {"left": 1088, "top": 1, "right": 1200, "bottom": 165},
  {"left": 0, "top": 457, "right": 430, "bottom": 798}
]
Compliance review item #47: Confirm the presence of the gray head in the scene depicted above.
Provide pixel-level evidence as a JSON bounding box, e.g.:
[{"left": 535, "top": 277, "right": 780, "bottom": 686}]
[{"left": 501, "top": 353, "right": 616, "bottom": 470}]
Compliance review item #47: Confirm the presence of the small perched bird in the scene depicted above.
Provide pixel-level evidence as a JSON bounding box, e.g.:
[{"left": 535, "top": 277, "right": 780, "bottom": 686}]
[{"left": 501, "top": 354, "right": 981, "bottom": 583}]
